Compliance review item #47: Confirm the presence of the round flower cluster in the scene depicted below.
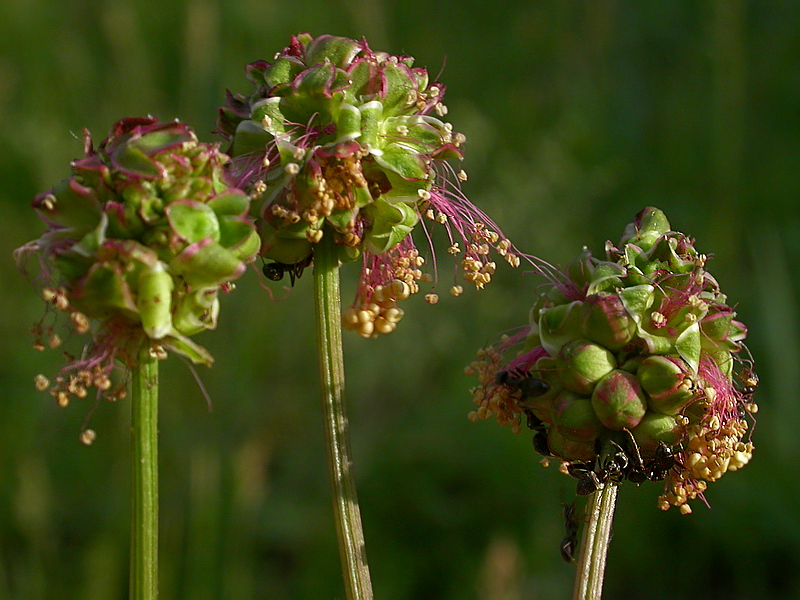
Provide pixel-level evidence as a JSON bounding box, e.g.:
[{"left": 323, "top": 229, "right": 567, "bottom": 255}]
[
  {"left": 467, "top": 208, "right": 757, "bottom": 513},
  {"left": 218, "top": 33, "right": 518, "bottom": 337},
  {"left": 16, "top": 117, "right": 260, "bottom": 415}
]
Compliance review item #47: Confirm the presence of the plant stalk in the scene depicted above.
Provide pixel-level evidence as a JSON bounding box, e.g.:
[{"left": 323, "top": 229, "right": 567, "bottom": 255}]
[
  {"left": 130, "top": 343, "right": 159, "bottom": 600},
  {"left": 313, "top": 234, "right": 374, "bottom": 600},
  {"left": 572, "top": 483, "right": 618, "bottom": 600}
]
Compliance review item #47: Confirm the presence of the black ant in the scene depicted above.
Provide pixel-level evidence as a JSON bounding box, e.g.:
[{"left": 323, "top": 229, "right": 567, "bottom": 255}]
[
  {"left": 646, "top": 442, "right": 677, "bottom": 481},
  {"left": 566, "top": 460, "right": 601, "bottom": 496},
  {"left": 494, "top": 369, "right": 550, "bottom": 399},
  {"left": 569, "top": 438, "right": 634, "bottom": 495},
  {"left": 560, "top": 502, "right": 580, "bottom": 562},
  {"left": 621, "top": 429, "right": 678, "bottom": 483},
  {"left": 620, "top": 429, "right": 648, "bottom": 484},
  {"left": 262, "top": 254, "right": 313, "bottom": 286},
  {"left": 523, "top": 410, "right": 552, "bottom": 457}
]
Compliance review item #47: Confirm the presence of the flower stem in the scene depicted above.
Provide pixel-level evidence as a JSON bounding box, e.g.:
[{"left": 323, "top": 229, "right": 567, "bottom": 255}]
[
  {"left": 572, "top": 484, "right": 618, "bottom": 600},
  {"left": 130, "top": 343, "right": 159, "bottom": 600},
  {"left": 313, "top": 234, "right": 374, "bottom": 600}
]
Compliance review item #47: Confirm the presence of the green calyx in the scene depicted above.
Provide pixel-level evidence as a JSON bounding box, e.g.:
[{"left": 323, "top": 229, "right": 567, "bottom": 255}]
[{"left": 29, "top": 117, "right": 260, "bottom": 364}]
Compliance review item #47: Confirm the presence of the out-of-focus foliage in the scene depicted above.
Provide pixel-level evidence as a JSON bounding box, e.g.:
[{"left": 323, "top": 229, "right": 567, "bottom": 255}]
[{"left": 1, "top": 1, "right": 799, "bottom": 599}]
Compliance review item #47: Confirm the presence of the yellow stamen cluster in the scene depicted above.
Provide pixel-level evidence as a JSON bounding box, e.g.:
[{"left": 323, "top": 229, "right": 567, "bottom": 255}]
[
  {"left": 31, "top": 288, "right": 90, "bottom": 350},
  {"left": 44, "top": 364, "right": 116, "bottom": 408},
  {"left": 342, "top": 279, "right": 409, "bottom": 338},
  {"left": 454, "top": 224, "right": 520, "bottom": 289},
  {"left": 465, "top": 344, "right": 524, "bottom": 433},
  {"left": 269, "top": 149, "right": 371, "bottom": 247},
  {"left": 659, "top": 412, "right": 755, "bottom": 513}
]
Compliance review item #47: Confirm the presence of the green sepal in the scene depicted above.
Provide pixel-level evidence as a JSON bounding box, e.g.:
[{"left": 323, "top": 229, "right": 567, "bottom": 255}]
[
  {"left": 374, "top": 144, "right": 428, "bottom": 181},
  {"left": 166, "top": 201, "right": 221, "bottom": 244},
  {"left": 304, "top": 34, "right": 362, "bottom": 69},
  {"left": 70, "top": 261, "right": 138, "bottom": 319},
  {"left": 362, "top": 198, "right": 418, "bottom": 254},
  {"left": 674, "top": 321, "right": 701, "bottom": 374},
  {"left": 160, "top": 329, "right": 214, "bottom": 366},
  {"left": 173, "top": 287, "right": 219, "bottom": 336},
  {"left": 229, "top": 120, "right": 273, "bottom": 158},
  {"left": 586, "top": 261, "right": 626, "bottom": 294},
  {"left": 538, "top": 300, "right": 585, "bottom": 356},
  {"left": 136, "top": 261, "right": 174, "bottom": 340},
  {"left": 170, "top": 239, "right": 245, "bottom": 287}
]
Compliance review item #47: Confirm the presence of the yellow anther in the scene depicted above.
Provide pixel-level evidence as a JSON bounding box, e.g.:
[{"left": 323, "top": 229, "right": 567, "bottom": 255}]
[{"left": 80, "top": 429, "right": 97, "bottom": 446}]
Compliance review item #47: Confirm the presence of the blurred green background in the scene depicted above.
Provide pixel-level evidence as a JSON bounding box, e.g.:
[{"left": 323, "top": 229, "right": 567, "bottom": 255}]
[{"left": 2, "top": 1, "right": 799, "bottom": 598}]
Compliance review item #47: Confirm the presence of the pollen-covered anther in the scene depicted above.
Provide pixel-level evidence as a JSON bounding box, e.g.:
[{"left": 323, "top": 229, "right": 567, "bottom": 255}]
[
  {"left": 284, "top": 163, "right": 300, "bottom": 175},
  {"left": 70, "top": 311, "right": 90, "bottom": 334},
  {"left": 341, "top": 232, "right": 361, "bottom": 247},
  {"left": 55, "top": 391, "right": 70, "bottom": 408},
  {"left": 448, "top": 243, "right": 461, "bottom": 255},
  {"left": 48, "top": 333, "right": 62, "bottom": 349},
  {"left": 94, "top": 374, "right": 112, "bottom": 391},
  {"left": 688, "top": 294, "right": 708, "bottom": 311},
  {"left": 342, "top": 307, "right": 359, "bottom": 329},
  {"left": 80, "top": 429, "right": 97, "bottom": 446},
  {"left": 149, "top": 345, "right": 168, "bottom": 360},
  {"left": 41, "top": 194, "right": 57, "bottom": 211},
  {"left": 306, "top": 229, "right": 323, "bottom": 243},
  {"left": 450, "top": 285, "right": 464, "bottom": 297},
  {"left": 34, "top": 374, "right": 49, "bottom": 391},
  {"left": 425, "top": 293, "right": 439, "bottom": 305},
  {"left": 505, "top": 254, "right": 520, "bottom": 268},
  {"left": 651, "top": 311, "right": 667, "bottom": 328},
  {"left": 435, "top": 212, "right": 448, "bottom": 224},
  {"left": 457, "top": 170, "right": 468, "bottom": 182}
]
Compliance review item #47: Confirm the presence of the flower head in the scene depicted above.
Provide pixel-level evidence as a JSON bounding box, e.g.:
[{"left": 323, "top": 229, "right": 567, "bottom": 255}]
[
  {"left": 218, "top": 33, "right": 519, "bottom": 337},
  {"left": 467, "top": 207, "right": 756, "bottom": 513},
  {"left": 16, "top": 117, "right": 260, "bottom": 416}
]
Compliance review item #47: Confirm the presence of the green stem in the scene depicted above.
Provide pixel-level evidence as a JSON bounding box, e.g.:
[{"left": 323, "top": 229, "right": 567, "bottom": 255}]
[
  {"left": 572, "top": 484, "right": 618, "bottom": 600},
  {"left": 130, "top": 343, "right": 159, "bottom": 600},
  {"left": 313, "top": 235, "right": 374, "bottom": 600}
]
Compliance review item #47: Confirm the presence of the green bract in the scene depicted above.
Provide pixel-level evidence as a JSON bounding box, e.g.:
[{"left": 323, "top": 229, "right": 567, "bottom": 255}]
[
  {"left": 469, "top": 207, "right": 756, "bottom": 514},
  {"left": 22, "top": 117, "right": 260, "bottom": 365}
]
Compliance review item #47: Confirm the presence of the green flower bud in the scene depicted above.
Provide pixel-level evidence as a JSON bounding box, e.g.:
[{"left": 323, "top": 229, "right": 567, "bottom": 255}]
[
  {"left": 552, "top": 390, "right": 602, "bottom": 442},
  {"left": 581, "top": 292, "right": 637, "bottom": 351},
  {"left": 558, "top": 338, "right": 617, "bottom": 395},
  {"left": 632, "top": 412, "right": 680, "bottom": 457},
  {"left": 637, "top": 355, "right": 697, "bottom": 415},
  {"left": 591, "top": 369, "right": 647, "bottom": 430},
  {"left": 586, "top": 261, "right": 626, "bottom": 294},
  {"left": 538, "top": 301, "right": 585, "bottom": 356},
  {"left": 547, "top": 426, "right": 596, "bottom": 462},
  {"left": 619, "top": 206, "right": 671, "bottom": 251}
]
